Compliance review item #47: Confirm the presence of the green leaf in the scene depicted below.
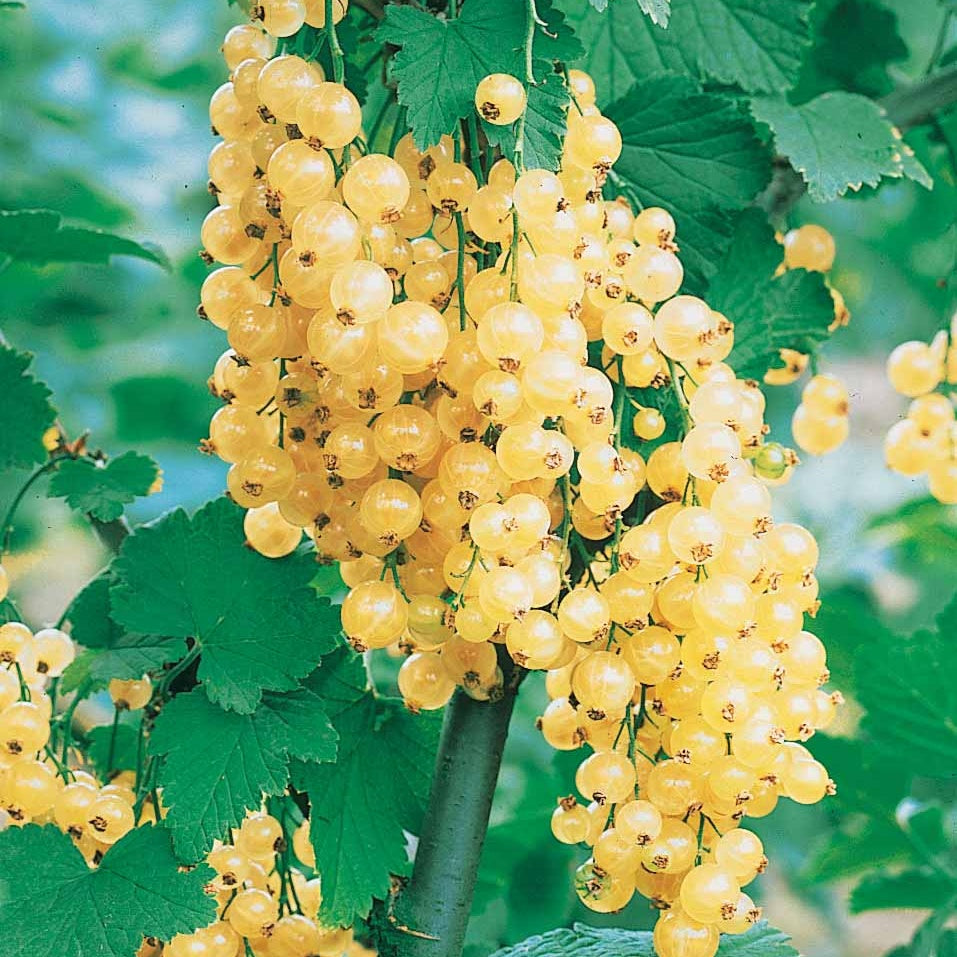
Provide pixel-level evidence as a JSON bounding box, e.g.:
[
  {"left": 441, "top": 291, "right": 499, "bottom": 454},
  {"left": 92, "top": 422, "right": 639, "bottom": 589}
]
[
  {"left": 0, "top": 824, "right": 216, "bottom": 957},
  {"left": 866, "top": 496, "right": 957, "bottom": 566},
  {"left": 48, "top": 451, "right": 160, "bottom": 522},
  {"left": 61, "top": 574, "right": 184, "bottom": 691},
  {"left": 710, "top": 209, "right": 835, "bottom": 379},
  {"left": 604, "top": 75, "right": 770, "bottom": 295},
  {"left": 851, "top": 869, "right": 956, "bottom": 913},
  {"left": 560, "top": 0, "right": 809, "bottom": 101},
  {"left": 84, "top": 718, "right": 141, "bottom": 779},
  {"left": 0, "top": 342, "right": 56, "bottom": 470},
  {"left": 150, "top": 688, "right": 294, "bottom": 861},
  {"left": 292, "top": 648, "right": 441, "bottom": 925},
  {"left": 751, "top": 92, "right": 932, "bottom": 202},
  {"left": 110, "top": 497, "right": 341, "bottom": 713},
  {"left": 259, "top": 672, "right": 339, "bottom": 764},
  {"left": 491, "top": 921, "right": 798, "bottom": 957},
  {"left": 0, "top": 209, "right": 169, "bottom": 270},
  {"left": 857, "top": 594, "right": 957, "bottom": 776},
  {"left": 378, "top": 0, "right": 580, "bottom": 150},
  {"left": 482, "top": 66, "right": 570, "bottom": 172}
]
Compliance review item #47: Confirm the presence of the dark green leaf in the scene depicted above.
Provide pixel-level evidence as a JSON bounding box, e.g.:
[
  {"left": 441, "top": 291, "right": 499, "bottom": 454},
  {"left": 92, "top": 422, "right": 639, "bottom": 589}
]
[
  {"left": 857, "top": 593, "right": 957, "bottom": 776},
  {"left": 48, "top": 451, "right": 160, "bottom": 522},
  {"left": 0, "top": 209, "right": 169, "bottom": 270},
  {"left": 0, "top": 342, "right": 56, "bottom": 470},
  {"left": 751, "top": 93, "right": 932, "bottom": 202},
  {"left": 0, "top": 824, "right": 216, "bottom": 957},
  {"left": 490, "top": 920, "right": 798, "bottom": 957},
  {"left": 292, "top": 648, "right": 440, "bottom": 925},
  {"left": 378, "top": 0, "right": 580, "bottom": 150},
  {"left": 110, "top": 497, "right": 341, "bottom": 713},
  {"left": 709, "top": 209, "right": 834, "bottom": 379},
  {"left": 605, "top": 75, "right": 770, "bottom": 295},
  {"left": 803, "top": 817, "right": 913, "bottom": 883},
  {"left": 851, "top": 869, "right": 956, "bottom": 913}
]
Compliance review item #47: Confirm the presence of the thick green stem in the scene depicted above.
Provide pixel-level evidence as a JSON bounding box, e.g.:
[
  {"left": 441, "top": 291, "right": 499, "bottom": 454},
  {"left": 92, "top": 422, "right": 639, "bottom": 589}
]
[{"left": 381, "top": 654, "right": 524, "bottom": 957}]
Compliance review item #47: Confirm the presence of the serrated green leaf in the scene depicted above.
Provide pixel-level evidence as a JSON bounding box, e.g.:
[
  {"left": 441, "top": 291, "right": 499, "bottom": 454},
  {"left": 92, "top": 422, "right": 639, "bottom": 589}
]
[
  {"left": 560, "top": 0, "right": 808, "bottom": 100},
  {"left": 109, "top": 497, "right": 340, "bottom": 713},
  {"left": 0, "top": 342, "right": 56, "bottom": 470},
  {"left": 48, "top": 451, "right": 160, "bottom": 522},
  {"left": 61, "top": 574, "right": 184, "bottom": 692},
  {"left": 0, "top": 824, "right": 216, "bottom": 957},
  {"left": 292, "top": 648, "right": 440, "bottom": 925},
  {"left": 378, "top": 0, "right": 580, "bottom": 151},
  {"left": 857, "top": 593, "right": 957, "bottom": 776},
  {"left": 150, "top": 689, "right": 293, "bottom": 861},
  {"left": 0, "top": 209, "right": 169, "bottom": 270},
  {"left": 259, "top": 671, "right": 338, "bottom": 764},
  {"left": 482, "top": 65, "right": 569, "bottom": 172},
  {"left": 605, "top": 75, "right": 770, "bottom": 296},
  {"left": 851, "top": 869, "right": 956, "bottom": 913},
  {"left": 490, "top": 920, "right": 798, "bottom": 957},
  {"left": 751, "top": 92, "right": 932, "bottom": 202},
  {"left": 709, "top": 209, "right": 835, "bottom": 379}
]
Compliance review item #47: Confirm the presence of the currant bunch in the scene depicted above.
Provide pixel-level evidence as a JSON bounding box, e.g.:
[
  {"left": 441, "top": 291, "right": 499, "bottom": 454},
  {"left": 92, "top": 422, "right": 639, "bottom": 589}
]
[
  {"left": 199, "top": 10, "right": 842, "bottom": 947},
  {"left": 884, "top": 320, "right": 957, "bottom": 502},
  {"left": 152, "top": 811, "right": 370, "bottom": 957}
]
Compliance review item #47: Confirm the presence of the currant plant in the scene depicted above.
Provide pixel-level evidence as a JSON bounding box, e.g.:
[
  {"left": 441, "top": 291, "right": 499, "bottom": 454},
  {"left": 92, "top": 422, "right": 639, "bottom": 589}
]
[{"left": 2, "top": 2, "right": 957, "bottom": 957}]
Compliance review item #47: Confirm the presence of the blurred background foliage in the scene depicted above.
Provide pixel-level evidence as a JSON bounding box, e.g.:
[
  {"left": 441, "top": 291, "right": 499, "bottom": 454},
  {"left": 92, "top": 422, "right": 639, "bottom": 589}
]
[{"left": 0, "top": 1, "right": 955, "bottom": 955}]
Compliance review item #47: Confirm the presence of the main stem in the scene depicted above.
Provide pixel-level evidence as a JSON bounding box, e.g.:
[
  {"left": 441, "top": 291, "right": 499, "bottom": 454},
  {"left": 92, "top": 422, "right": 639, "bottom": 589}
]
[{"left": 382, "top": 655, "right": 523, "bottom": 957}]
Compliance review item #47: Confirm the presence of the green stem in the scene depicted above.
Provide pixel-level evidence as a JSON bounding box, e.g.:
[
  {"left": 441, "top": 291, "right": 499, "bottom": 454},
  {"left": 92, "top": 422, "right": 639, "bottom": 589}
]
[
  {"left": 1, "top": 461, "right": 57, "bottom": 557},
  {"left": 325, "top": 0, "right": 345, "bottom": 84},
  {"left": 105, "top": 708, "right": 120, "bottom": 780},
  {"left": 380, "top": 652, "right": 525, "bottom": 957}
]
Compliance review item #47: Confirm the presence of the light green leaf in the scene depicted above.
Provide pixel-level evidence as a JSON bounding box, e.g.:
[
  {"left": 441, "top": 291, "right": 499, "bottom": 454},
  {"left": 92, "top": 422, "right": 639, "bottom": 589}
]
[
  {"left": 378, "top": 0, "right": 580, "bottom": 150},
  {"left": 110, "top": 497, "right": 341, "bottom": 714},
  {"left": 0, "top": 342, "right": 56, "bottom": 470},
  {"left": 751, "top": 92, "right": 932, "bottom": 202},
  {"left": 710, "top": 209, "right": 835, "bottom": 379},
  {"left": 490, "top": 920, "right": 798, "bottom": 957},
  {"left": 857, "top": 594, "right": 957, "bottom": 776},
  {"left": 0, "top": 209, "right": 169, "bottom": 270},
  {"left": 605, "top": 75, "right": 770, "bottom": 295},
  {"left": 48, "top": 451, "right": 160, "bottom": 522},
  {"left": 0, "top": 824, "right": 216, "bottom": 957},
  {"left": 851, "top": 869, "right": 956, "bottom": 913},
  {"left": 292, "top": 648, "right": 441, "bottom": 925}
]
